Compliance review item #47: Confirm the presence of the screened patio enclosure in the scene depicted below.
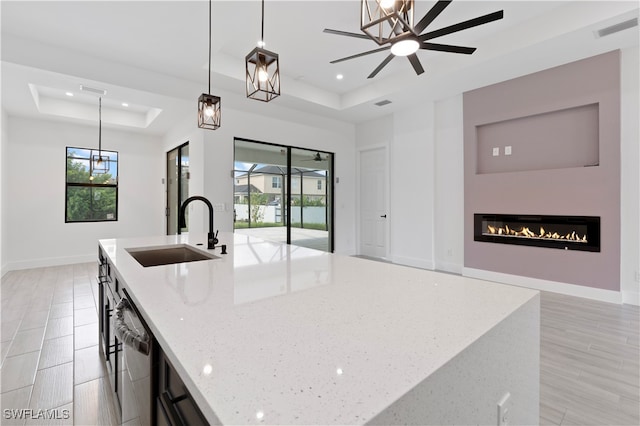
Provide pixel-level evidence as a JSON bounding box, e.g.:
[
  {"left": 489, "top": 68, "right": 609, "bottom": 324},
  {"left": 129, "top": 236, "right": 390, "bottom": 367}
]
[{"left": 234, "top": 139, "right": 334, "bottom": 252}]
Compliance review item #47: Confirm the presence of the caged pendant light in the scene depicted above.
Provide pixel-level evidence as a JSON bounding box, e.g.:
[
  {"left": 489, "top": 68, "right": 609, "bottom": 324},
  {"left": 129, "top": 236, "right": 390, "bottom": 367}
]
[
  {"left": 198, "top": 0, "right": 221, "bottom": 130},
  {"left": 91, "top": 97, "right": 109, "bottom": 175},
  {"left": 361, "top": 0, "right": 416, "bottom": 45},
  {"left": 245, "top": 0, "right": 280, "bottom": 102}
]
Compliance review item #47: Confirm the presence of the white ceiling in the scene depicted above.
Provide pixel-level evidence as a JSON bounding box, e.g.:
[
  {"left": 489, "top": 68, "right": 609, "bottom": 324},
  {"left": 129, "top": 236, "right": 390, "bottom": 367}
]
[{"left": 1, "top": 1, "right": 638, "bottom": 136}]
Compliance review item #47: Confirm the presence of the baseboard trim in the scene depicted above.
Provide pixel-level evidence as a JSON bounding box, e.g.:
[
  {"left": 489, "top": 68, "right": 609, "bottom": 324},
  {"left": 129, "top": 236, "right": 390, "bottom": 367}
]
[
  {"left": 5, "top": 254, "right": 95, "bottom": 272},
  {"left": 463, "top": 267, "right": 623, "bottom": 304},
  {"left": 391, "top": 255, "right": 434, "bottom": 270},
  {"left": 622, "top": 290, "right": 640, "bottom": 306},
  {"left": 434, "top": 260, "right": 463, "bottom": 275}
]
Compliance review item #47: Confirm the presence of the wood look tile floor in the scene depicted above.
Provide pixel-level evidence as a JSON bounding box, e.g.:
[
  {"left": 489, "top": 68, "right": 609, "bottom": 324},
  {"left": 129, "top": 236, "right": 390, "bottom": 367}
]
[
  {"left": 1, "top": 263, "right": 118, "bottom": 426},
  {"left": 2, "top": 263, "right": 640, "bottom": 425}
]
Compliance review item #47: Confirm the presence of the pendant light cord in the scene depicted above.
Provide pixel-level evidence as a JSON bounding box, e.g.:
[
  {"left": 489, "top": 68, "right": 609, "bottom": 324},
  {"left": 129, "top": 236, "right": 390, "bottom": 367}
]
[
  {"left": 98, "top": 97, "right": 102, "bottom": 156},
  {"left": 261, "top": 0, "right": 265, "bottom": 43},
  {"left": 208, "top": 0, "right": 212, "bottom": 94}
]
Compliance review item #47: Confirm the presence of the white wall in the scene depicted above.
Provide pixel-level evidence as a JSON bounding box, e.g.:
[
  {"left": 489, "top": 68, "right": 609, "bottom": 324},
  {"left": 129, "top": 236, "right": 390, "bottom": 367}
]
[
  {"left": 434, "top": 95, "right": 464, "bottom": 274},
  {"left": 620, "top": 46, "right": 640, "bottom": 305},
  {"left": 355, "top": 111, "right": 437, "bottom": 268},
  {"left": 163, "top": 106, "right": 357, "bottom": 255},
  {"left": 1, "top": 108, "right": 8, "bottom": 275},
  {"left": 4, "top": 116, "right": 165, "bottom": 270},
  {"left": 355, "top": 103, "right": 462, "bottom": 272},
  {"left": 390, "top": 105, "right": 436, "bottom": 269}
]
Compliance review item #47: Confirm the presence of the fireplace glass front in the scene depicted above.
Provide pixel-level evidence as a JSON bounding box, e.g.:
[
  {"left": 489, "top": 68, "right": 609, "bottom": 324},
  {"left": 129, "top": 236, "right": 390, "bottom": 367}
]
[{"left": 474, "top": 214, "right": 600, "bottom": 252}]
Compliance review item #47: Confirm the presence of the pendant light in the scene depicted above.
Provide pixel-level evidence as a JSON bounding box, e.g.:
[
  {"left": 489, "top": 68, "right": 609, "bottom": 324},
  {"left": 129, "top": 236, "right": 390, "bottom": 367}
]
[
  {"left": 91, "top": 97, "right": 109, "bottom": 175},
  {"left": 198, "top": 0, "right": 221, "bottom": 130},
  {"left": 245, "top": 0, "right": 280, "bottom": 102},
  {"left": 361, "top": 0, "right": 415, "bottom": 45}
]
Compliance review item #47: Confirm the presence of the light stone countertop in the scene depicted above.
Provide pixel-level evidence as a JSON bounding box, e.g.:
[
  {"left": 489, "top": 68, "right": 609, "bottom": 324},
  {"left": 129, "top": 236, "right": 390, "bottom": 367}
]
[{"left": 99, "top": 232, "right": 538, "bottom": 425}]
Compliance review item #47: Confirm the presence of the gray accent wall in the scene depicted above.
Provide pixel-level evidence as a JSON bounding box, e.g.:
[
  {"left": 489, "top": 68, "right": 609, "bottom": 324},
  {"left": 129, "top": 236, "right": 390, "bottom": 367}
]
[{"left": 463, "top": 50, "right": 621, "bottom": 291}]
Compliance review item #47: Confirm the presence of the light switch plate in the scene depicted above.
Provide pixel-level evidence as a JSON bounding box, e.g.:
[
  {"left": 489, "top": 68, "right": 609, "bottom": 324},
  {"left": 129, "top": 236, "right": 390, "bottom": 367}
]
[
  {"left": 492, "top": 147, "right": 500, "bottom": 156},
  {"left": 505, "top": 146, "right": 512, "bottom": 156}
]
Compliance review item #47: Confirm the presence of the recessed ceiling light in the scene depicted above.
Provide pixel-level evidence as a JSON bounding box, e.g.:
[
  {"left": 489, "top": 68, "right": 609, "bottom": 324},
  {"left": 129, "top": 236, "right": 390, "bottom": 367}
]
[
  {"left": 336, "top": 74, "right": 344, "bottom": 80},
  {"left": 65, "top": 92, "right": 74, "bottom": 97},
  {"left": 122, "top": 103, "right": 129, "bottom": 107}
]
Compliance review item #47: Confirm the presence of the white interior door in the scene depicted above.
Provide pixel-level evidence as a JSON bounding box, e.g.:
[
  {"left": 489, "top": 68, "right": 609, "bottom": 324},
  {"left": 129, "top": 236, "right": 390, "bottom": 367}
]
[{"left": 359, "top": 147, "right": 388, "bottom": 258}]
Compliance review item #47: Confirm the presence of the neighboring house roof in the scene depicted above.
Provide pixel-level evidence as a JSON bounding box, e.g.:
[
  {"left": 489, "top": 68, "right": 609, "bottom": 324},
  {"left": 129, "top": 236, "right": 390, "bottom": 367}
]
[
  {"left": 234, "top": 184, "right": 261, "bottom": 194},
  {"left": 237, "top": 164, "right": 326, "bottom": 178}
]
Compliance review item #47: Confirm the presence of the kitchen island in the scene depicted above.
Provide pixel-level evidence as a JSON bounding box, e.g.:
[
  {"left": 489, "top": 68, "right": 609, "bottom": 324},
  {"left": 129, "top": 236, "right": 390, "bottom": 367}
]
[{"left": 99, "top": 232, "right": 540, "bottom": 425}]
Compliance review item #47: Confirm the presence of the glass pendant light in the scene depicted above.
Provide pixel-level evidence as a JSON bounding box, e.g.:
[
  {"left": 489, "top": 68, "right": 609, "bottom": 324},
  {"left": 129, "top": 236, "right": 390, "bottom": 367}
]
[
  {"left": 245, "top": 0, "right": 280, "bottom": 102},
  {"left": 198, "top": 0, "right": 221, "bottom": 130}
]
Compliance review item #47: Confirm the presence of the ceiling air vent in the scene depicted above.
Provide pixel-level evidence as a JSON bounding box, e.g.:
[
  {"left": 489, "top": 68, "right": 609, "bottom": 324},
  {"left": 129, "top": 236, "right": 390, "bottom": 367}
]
[
  {"left": 596, "top": 18, "right": 638, "bottom": 38},
  {"left": 374, "top": 99, "right": 392, "bottom": 107},
  {"left": 80, "top": 85, "right": 107, "bottom": 96}
]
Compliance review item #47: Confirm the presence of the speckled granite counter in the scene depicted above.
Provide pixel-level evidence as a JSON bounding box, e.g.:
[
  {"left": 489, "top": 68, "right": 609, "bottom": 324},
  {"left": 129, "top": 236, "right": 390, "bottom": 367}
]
[{"left": 99, "top": 232, "right": 540, "bottom": 425}]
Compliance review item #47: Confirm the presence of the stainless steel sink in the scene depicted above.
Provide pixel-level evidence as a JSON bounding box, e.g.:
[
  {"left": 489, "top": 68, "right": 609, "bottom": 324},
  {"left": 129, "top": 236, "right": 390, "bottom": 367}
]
[{"left": 126, "top": 245, "right": 219, "bottom": 267}]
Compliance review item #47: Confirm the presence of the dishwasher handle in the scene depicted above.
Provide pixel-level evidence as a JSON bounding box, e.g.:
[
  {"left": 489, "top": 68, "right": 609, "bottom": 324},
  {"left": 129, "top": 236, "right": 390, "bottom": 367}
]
[{"left": 114, "top": 298, "right": 150, "bottom": 355}]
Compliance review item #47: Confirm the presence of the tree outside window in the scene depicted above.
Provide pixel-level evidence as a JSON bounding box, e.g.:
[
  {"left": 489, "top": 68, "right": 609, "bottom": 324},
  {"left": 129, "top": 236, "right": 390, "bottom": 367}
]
[{"left": 66, "top": 147, "right": 118, "bottom": 222}]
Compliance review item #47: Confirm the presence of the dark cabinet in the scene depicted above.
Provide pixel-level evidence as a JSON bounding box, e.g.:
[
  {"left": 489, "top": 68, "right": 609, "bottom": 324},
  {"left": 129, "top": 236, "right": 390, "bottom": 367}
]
[
  {"left": 155, "top": 348, "right": 209, "bottom": 426},
  {"left": 99, "top": 244, "right": 209, "bottom": 426},
  {"left": 97, "top": 247, "right": 122, "bottom": 416}
]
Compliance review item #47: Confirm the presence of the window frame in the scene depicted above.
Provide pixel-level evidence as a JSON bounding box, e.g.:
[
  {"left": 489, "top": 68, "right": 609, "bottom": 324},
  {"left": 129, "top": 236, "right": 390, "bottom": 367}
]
[
  {"left": 271, "top": 176, "right": 282, "bottom": 189},
  {"left": 65, "top": 146, "right": 119, "bottom": 223}
]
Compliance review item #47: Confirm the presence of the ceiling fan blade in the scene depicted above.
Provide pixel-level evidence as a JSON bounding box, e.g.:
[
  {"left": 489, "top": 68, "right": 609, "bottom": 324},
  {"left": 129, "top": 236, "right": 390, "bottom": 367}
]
[
  {"left": 414, "top": 0, "right": 452, "bottom": 34},
  {"left": 323, "top": 28, "right": 370, "bottom": 40},
  {"left": 330, "top": 46, "right": 391, "bottom": 64},
  {"left": 368, "top": 54, "right": 395, "bottom": 79},
  {"left": 421, "top": 10, "right": 504, "bottom": 41},
  {"left": 420, "top": 42, "right": 476, "bottom": 54},
  {"left": 407, "top": 54, "right": 425, "bottom": 75}
]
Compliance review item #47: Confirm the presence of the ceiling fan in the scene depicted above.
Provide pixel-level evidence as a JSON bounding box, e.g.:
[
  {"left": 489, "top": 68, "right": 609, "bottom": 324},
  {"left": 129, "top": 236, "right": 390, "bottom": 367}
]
[
  {"left": 324, "top": 0, "right": 504, "bottom": 78},
  {"left": 301, "top": 152, "right": 328, "bottom": 162}
]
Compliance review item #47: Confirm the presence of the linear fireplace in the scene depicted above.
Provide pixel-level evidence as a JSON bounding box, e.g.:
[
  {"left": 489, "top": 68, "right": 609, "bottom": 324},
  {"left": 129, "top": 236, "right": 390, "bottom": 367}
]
[{"left": 474, "top": 214, "right": 600, "bottom": 252}]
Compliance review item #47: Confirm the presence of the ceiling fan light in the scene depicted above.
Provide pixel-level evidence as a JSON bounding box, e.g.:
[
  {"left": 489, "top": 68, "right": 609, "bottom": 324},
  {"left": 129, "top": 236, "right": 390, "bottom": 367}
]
[{"left": 391, "top": 38, "right": 419, "bottom": 56}]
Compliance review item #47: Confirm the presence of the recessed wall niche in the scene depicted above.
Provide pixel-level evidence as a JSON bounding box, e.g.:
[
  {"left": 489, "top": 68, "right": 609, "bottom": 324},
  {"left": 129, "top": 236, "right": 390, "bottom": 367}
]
[{"left": 476, "top": 103, "right": 600, "bottom": 174}]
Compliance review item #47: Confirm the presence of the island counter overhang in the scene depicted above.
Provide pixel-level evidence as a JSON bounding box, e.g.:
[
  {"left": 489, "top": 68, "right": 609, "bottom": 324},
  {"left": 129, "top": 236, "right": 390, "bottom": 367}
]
[{"left": 99, "top": 232, "right": 540, "bottom": 425}]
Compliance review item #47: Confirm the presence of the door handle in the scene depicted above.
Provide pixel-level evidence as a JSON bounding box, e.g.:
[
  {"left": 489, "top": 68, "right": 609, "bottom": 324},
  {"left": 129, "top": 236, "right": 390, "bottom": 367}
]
[{"left": 380, "top": 214, "right": 387, "bottom": 218}]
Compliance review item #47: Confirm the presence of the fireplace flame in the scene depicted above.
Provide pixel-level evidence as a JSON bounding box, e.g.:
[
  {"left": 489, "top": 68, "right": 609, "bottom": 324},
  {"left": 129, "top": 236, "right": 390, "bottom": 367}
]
[{"left": 485, "top": 224, "right": 587, "bottom": 242}]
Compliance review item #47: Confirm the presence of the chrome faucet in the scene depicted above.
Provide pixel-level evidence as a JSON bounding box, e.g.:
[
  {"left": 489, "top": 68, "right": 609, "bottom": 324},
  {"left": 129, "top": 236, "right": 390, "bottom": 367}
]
[{"left": 178, "top": 196, "right": 218, "bottom": 249}]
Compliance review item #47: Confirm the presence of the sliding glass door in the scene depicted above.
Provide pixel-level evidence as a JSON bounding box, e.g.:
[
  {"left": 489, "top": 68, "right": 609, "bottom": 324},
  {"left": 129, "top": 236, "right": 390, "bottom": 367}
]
[
  {"left": 233, "top": 138, "right": 333, "bottom": 252},
  {"left": 289, "top": 147, "right": 332, "bottom": 251}
]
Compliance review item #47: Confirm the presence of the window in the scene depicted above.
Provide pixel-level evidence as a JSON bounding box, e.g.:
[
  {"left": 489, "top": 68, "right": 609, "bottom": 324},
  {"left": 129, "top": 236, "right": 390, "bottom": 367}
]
[
  {"left": 317, "top": 179, "right": 322, "bottom": 190},
  {"left": 272, "top": 176, "right": 281, "bottom": 189},
  {"left": 66, "top": 147, "right": 118, "bottom": 222}
]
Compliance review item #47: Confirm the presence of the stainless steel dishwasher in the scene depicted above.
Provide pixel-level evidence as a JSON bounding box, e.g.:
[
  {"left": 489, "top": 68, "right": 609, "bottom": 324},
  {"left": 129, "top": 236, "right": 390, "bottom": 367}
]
[{"left": 115, "top": 288, "right": 153, "bottom": 425}]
